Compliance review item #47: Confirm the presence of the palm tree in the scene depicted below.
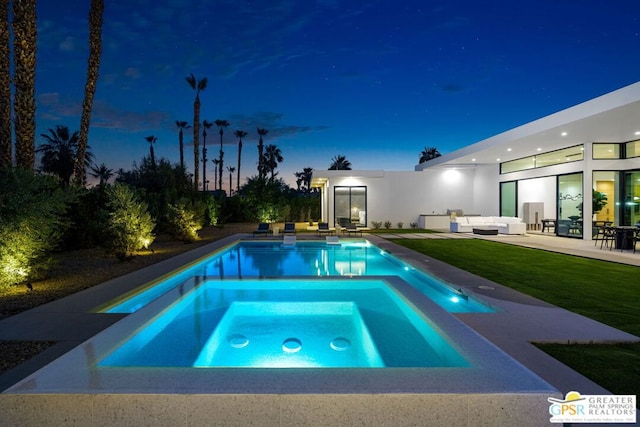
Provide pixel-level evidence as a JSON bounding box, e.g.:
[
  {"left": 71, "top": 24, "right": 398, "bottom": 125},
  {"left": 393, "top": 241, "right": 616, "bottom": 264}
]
[
  {"left": 202, "top": 120, "right": 213, "bottom": 191},
  {"left": 215, "top": 119, "right": 229, "bottom": 192},
  {"left": 75, "top": 0, "right": 104, "bottom": 185},
  {"left": 186, "top": 73, "right": 207, "bottom": 190},
  {"left": 227, "top": 166, "right": 235, "bottom": 195},
  {"left": 256, "top": 128, "right": 268, "bottom": 179},
  {"left": 294, "top": 167, "right": 314, "bottom": 193},
  {"left": 175, "top": 120, "right": 190, "bottom": 170},
  {"left": 212, "top": 158, "right": 220, "bottom": 191},
  {"left": 419, "top": 146, "right": 442, "bottom": 163},
  {"left": 89, "top": 162, "right": 113, "bottom": 186},
  {"left": 0, "top": 0, "right": 11, "bottom": 168},
  {"left": 12, "top": 0, "right": 37, "bottom": 170},
  {"left": 263, "top": 144, "right": 283, "bottom": 180},
  {"left": 328, "top": 155, "right": 351, "bottom": 170},
  {"left": 145, "top": 135, "right": 157, "bottom": 170},
  {"left": 37, "top": 125, "right": 92, "bottom": 186},
  {"left": 234, "top": 130, "right": 247, "bottom": 192}
]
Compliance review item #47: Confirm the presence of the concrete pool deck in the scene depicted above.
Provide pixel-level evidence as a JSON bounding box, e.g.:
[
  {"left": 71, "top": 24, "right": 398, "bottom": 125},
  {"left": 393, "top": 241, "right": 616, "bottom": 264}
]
[{"left": 0, "top": 232, "right": 638, "bottom": 426}]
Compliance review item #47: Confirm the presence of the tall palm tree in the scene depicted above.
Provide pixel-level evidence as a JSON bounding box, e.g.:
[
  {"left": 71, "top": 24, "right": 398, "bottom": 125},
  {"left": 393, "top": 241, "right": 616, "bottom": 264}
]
[
  {"left": 75, "top": 0, "right": 104, "bottom": 185},
  {"left": 0, "top": 0, "right": 11, "bottom": 168},
  {"left": 263, "top": 144, "right": 283, "bottom": 180},
  {"left": 227, "top": 166, "right": 235, "bottom": 195},
  {"left": 234, "top": 130, "right": 247, "bottom": 192},
  {"left": 256, "top": 128, "right": 268, "bottom": 179},
  {"left": 145, "top": 135, "right": 157, "bottom": 170},
  {"left": 12, "top": 0, "right": 37, "bottom": 170},
  {"left": 328, "top": 155, "right": 351, "bottom": 170},
  {"left": 201, "top": 120, "right": 213, "bottom": 191},
  {"left": 185, "top": 73, "right": 207, "bottom": 190},
  {"left": 214, "top": 119, "right": 229, "bottom": 192},
  {"left": 37, "top": 125, "right": 92, "bottom": 187},
  {"left": 419, "top": 146, "right": 442, "bottom": 163},
  {"left": 175, "top": 120, "right": 190, "bottom": 171},
  {"left": 89, "top": 162, "right": 113, "bottom": 186},
  {"left": 212, "top": 158, "right": 220, "bottom": 191}
]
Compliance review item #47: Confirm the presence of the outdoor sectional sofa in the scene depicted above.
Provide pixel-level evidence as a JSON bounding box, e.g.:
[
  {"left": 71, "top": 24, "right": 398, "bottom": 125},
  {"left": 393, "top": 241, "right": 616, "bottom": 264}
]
[{"left": 450, "top": 216, "right": 527, "bottom": 235}]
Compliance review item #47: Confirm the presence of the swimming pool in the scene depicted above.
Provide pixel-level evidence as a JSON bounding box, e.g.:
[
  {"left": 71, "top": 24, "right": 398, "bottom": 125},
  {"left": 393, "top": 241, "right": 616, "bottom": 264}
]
[
  {"left": 3, "top": 234, "right": 558, "bottom": 424},
  {"left": 99, "top": 279, "right": 469, "bottom": 368},
  {"left": 104, "top": 240, "right": 493, "bottom": 314}
]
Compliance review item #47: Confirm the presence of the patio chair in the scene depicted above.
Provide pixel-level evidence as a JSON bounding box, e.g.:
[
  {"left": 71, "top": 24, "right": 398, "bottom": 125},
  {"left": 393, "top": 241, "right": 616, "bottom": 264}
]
[
  {"left": 599, "top": 226, "right": 616, "bottom": 250},
  {"left": 282, "top": 222, "right": 296, "bottom": 234},
  {"left": 253, "top": 222, "right": 272, "bottom": 237},
  {"left": 317, "top": 222, "right": 334, "bottom": 236}
]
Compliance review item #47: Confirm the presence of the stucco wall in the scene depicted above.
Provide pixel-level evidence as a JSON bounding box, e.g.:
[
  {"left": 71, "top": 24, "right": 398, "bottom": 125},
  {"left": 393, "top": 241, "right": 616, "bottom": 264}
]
[{"left": 324, "top": 168, "right": 481, "bottom": 227}]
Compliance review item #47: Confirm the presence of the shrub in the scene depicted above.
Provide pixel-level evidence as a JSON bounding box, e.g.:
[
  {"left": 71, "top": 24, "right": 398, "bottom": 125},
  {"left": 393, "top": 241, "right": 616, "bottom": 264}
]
[
  {"left": 0, "top": 169, "right": 69, "bottom": 287},
  {"left": 166, "top": 203, "right": 201, "bottom": 242},
  {"left": 104, "top": 183, "right": 155, "bottom": 259},
  {"left": 371, "top": 221, "right": 382, "bottom": 229},
  {"left": 397, "top": 222, "right": 404, "bottom": 229},
  {"left": 410, "top": 222, "right": 418, "bottom": 229},
  {"left": 383, "top": 220, "right": 392, "bottom": 229}
]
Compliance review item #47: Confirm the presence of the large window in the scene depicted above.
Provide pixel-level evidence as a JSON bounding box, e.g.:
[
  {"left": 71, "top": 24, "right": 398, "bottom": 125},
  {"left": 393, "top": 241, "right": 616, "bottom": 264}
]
[
  {"left": 334, "top": 186, "right": 367, "bottom": 227},
  {"left": 626, "top": 140, "right": 640, "bottom": 158},
  {"left": 557, "top": 173, "right": 583, "bottom": 238},
  {"left": 501, "top": 145, "right": 584, "bottom": 174},
  {"left": 593, "top": 143, "right": 621, "bottom": 159}
]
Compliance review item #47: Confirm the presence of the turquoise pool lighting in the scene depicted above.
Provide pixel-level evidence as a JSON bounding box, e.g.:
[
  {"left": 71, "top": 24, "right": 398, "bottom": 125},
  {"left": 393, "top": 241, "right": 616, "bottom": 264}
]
[
  {"left": 104, "top": 240, "right": 493, "bottom": 314},
  {"left": 99, "top": 279, "right": 469, "bottom": 368}
]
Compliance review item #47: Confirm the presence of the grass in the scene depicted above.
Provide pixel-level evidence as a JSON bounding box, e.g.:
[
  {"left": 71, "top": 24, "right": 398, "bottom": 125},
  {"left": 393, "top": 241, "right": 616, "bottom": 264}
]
[{"left": 391, "top": 238, "right": 640, "bottom": 398}]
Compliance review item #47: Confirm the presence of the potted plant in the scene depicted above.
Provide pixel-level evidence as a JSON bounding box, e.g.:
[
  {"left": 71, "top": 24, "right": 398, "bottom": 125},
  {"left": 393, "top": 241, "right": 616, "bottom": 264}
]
[{"left": 577, "top": 189, "right": 608, "bottom": 218}]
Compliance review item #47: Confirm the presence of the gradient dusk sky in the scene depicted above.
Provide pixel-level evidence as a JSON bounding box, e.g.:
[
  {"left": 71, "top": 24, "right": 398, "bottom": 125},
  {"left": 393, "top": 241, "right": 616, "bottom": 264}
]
[{"left": 34, "top": 1, "right": 640, "bottom": 188}]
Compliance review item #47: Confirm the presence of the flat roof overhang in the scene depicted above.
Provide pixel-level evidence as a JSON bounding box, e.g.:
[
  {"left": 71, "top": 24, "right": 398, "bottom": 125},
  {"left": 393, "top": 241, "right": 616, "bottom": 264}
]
[{"left": 416, "top": 81, "right": 640, "bottom": 170}]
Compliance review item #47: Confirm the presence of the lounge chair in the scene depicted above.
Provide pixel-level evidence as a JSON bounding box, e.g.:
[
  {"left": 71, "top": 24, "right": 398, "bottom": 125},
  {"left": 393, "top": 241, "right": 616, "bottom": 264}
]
[
  {"left": 342, "top": 223, "right": 362, "bottom": 236},
  {"left": 317, "top": 222, "right": 334, "bottom": 236},
  {"left": 282, "top": 222, "right": 296, "bottom": 234},
  {"left": 253, "top": 223, "right": 272, "bottom": 237}
]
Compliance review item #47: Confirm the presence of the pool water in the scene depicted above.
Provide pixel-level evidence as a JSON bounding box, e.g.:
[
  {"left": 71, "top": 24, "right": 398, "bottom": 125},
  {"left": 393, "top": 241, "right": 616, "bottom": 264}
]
[
  {"left": 105, "top": 240, "right": 493, "bottom": 314},
  {"left": 99, "top": 279, "right": 469, "bottom": 368}
]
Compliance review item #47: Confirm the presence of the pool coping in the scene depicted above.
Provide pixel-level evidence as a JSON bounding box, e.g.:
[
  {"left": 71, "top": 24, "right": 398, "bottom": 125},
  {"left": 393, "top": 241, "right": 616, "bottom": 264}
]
[{"left": 1, "top": 233, "right": 638, "bottom": 425}]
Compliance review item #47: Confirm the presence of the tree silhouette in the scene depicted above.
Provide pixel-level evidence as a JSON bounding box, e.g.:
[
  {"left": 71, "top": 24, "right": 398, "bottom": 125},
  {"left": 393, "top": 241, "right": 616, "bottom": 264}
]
[
  {"left": 328, "top": 155, "right": 351, "bottom": 170},
  {"left": 37, "top": 125, "right": 92, "bottom": 186},
  {"left": 234, "top": 130, "right": 247, "bottom": 192},
  {"left": 175, "top": 120, "right": 190, "bottom": 170},
  {"left": 75, "top": 0, "right": 104, "bottom": 185},
  {"left": 185, "top": 73, "right": 207, "bottom": 190},
  {"left": 215, "top": 120, "right": 230, "bottom": 192},
  {"left": 419, "top": 146, "right": 442, "bottom": 163}
]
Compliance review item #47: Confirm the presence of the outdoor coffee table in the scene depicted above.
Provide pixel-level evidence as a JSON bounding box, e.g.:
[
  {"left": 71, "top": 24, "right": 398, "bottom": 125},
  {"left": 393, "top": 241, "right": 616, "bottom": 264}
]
[{"left": 472, "top": 227, "right": 499, "bottom": 235}]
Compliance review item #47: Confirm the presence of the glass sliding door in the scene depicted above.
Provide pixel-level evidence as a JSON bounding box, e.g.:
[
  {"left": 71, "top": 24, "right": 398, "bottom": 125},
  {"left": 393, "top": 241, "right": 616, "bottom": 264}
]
[
  {"left": 500, "top": 181, "right": 517, "bottom": 217},
  {"left": 593, "top": 171, "right": 617, "bottom": 224},
  {"left": 622, "top": 171, "right": 640, "bottom": 226},
  {"left": 334, "top": 186, "right": 367, "bottom": 227},
  {"left": 557, "top": 173, "right": 583, "bottom": 238}
]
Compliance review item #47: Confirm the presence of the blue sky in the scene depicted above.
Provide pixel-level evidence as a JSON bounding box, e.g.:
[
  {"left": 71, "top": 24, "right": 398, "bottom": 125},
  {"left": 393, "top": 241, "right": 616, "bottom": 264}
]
[{"left": 34, "top": 1, "right": 640, "bottom": 188}]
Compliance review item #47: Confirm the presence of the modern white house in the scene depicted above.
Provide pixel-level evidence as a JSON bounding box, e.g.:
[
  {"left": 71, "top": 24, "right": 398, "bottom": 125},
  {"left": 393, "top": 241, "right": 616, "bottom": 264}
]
[{"left": 311, "top": 81, "right": 640, "bottom": 240}]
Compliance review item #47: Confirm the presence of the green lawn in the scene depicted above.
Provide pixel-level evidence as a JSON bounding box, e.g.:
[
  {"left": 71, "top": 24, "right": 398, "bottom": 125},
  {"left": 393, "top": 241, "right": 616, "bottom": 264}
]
[{"left": 391, "top": 238, "right": 640, "bottom": 398}]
